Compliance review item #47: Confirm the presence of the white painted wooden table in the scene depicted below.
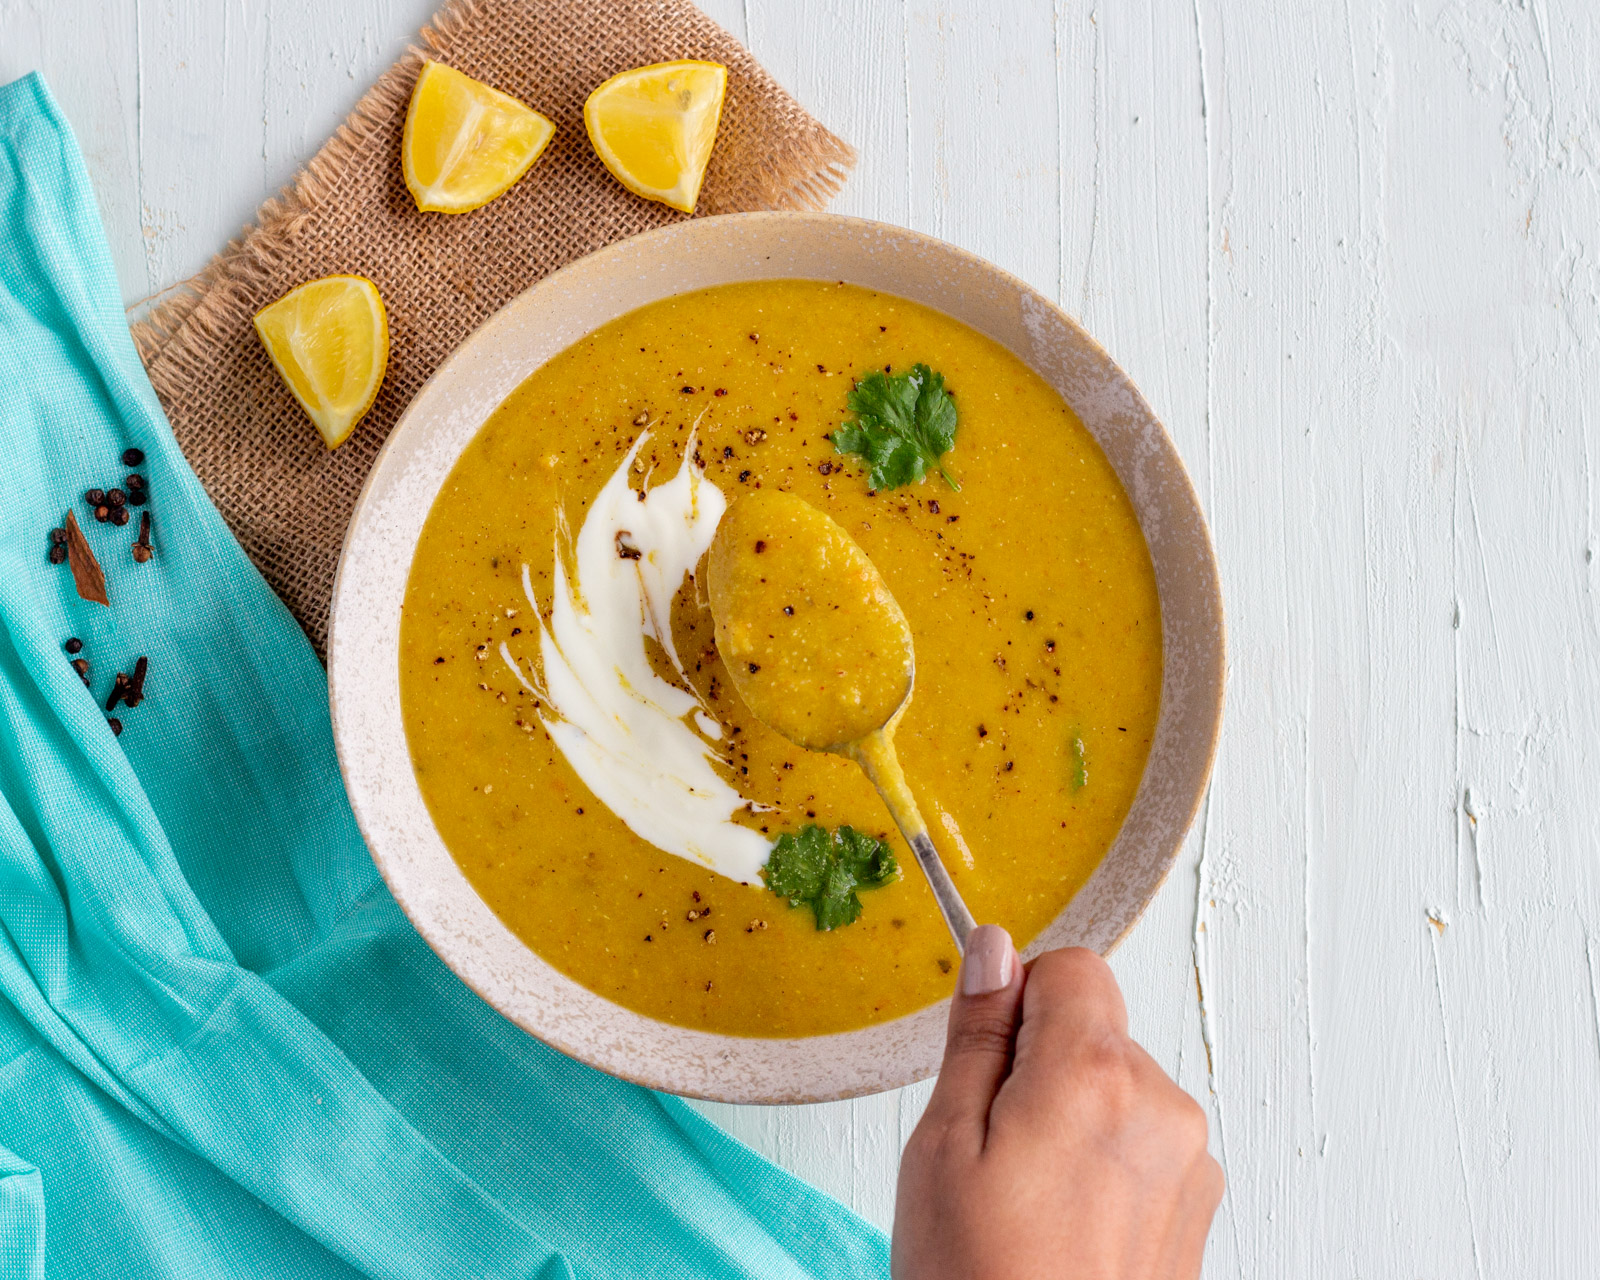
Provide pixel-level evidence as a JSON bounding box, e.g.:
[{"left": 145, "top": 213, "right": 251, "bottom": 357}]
[{"left": 8, "top": 0, "right": 1600, "bottom": 1270}]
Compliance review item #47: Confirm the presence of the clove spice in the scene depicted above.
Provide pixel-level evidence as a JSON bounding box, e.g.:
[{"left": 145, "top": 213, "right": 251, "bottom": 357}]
[
  {"left": 125, "top": 655, "right": 149, "bottom": 708},
  {"left": 131, "top": 511, "right": 153, "bottom": 563},
  {"left": 106, "top": 656, "right": 148, "bottom": 713}
]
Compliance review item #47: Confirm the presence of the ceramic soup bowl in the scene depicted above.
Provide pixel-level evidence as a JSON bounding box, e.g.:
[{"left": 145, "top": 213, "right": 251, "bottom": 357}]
[{"left": 327, "top": 212, "right": 1224, "bottom": 1104}]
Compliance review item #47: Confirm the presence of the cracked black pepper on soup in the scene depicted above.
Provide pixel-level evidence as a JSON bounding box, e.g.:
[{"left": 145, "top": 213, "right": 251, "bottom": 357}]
[{"left": 399, "top": 280, "right": 1162, "bottom": 1037}]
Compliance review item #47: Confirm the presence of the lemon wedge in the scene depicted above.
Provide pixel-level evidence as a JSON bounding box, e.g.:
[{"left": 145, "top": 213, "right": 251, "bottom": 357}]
[
  {"left": 253, "top": 275, "right": 389, "bottom": 450},
  {"left": 402, "top": 60, "right": 555, "bottom": 213},
  {"left": 583, "top": 60, "right": 727, "bottom": 213}
]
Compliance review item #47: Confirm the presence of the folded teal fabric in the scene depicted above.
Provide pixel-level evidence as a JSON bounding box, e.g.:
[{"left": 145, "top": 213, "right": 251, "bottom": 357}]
[{"left": 0, "top": 72, "right": 889, "bottom": 1280}]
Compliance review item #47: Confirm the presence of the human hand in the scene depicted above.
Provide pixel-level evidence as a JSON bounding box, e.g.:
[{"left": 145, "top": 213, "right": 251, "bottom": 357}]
[{"left": 892, "top": 927, "right": 1223, "bottom": 1279}]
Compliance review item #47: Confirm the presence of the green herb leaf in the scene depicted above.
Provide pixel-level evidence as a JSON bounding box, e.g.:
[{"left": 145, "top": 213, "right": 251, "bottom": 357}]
[
  {"left": 813, "top": 861, "right": 865, "bottom": 931},
  {"left": 833, "top": 363, "right": 961, "bottom": 492},
  {"left": 835, "top": 825, "right": 899, "bottom": 886},
  {"left": 763, "top": 825, "right": 831, "bottom": 902},
  {"left": 763, "top": 824, "right": 900, "bottom": 930},
  {"left": 1068, "top": 733, "right": 1088, "bottom": 793}
]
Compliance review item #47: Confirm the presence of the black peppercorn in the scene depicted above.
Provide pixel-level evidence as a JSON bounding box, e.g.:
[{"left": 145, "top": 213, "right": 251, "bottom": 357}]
[
  {"left": 50, "top": 527, "right": 68, "bottom": 544},
  {"left": 122, "top": 448, "right": 144, "bottom": 466},
  {"left": 107, "top": 717, "right": 123, "bottom": 736},
  {"left": 71, "top": 658, "right": 89, "bottom": 676},
  {"left": 85, "top": 488, "right": 105, "bottom": 505},
  {"left": 107, "top": 488, "right": 127, "bottom": 507},
  {"left": 48, "top": 544, "right": 67, "bottom": 564},
  {"left": 110, "top": 507, "right": 131, "bottom": 527},
  {"left": 127, "top": 488, "right": 148, "bottom": 506},
  {"left": 64, "top": 637, "right": 83, "bottom": 654},
  {"left": 125, "top": 474, "right": 146, "bottom": 490}
]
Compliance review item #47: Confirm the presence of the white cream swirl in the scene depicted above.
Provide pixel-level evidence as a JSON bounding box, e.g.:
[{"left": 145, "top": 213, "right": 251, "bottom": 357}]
[{"left": 499, "top": 429, "right": 769, "bottom": 884}]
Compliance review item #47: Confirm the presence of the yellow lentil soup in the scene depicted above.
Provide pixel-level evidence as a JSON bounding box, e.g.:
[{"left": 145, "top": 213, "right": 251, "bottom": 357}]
[
  {"left": 398, "top": 280, "right": 1161, "bottom": 1038},
  {"left": 707, "top": 489, "right": 916, "bottom": 751}
]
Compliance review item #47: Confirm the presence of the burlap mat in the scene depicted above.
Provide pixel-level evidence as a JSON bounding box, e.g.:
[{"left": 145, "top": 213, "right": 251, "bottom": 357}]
[{"left": 131, "top": 0, "right": 854, "bottom": 655}]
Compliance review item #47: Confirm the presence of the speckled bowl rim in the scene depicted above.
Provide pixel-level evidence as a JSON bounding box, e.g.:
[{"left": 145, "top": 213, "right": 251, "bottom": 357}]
[{"left": 327, "top": 212, "right": 1225, "bottom": 1105}]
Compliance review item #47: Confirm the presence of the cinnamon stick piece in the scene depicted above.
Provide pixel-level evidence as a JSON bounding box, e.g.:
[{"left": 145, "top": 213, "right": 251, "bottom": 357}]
[{"left": 63, "top": 511, "right": 108, "bottom": 606}]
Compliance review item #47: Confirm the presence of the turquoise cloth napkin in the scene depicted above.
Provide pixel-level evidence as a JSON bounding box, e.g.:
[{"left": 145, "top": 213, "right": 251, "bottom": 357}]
[{"left": 0, "top": 73, "right": 890, "bottom": 1280}]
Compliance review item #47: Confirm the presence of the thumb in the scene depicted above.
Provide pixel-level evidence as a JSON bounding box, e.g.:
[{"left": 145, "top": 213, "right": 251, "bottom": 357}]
[{"left": 922, "top": 924, "right": 1025, "bottom": 1138}]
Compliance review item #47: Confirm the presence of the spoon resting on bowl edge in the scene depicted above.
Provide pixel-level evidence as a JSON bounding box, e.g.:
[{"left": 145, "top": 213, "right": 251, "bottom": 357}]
[{"left": 707, "top": 489, "right": 978, "bottom": 951}]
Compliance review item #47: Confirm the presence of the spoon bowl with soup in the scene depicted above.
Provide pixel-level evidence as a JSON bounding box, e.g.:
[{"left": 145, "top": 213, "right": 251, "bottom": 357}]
[{"left": 707, "top": 489, "right": 978, "bottom": 950}]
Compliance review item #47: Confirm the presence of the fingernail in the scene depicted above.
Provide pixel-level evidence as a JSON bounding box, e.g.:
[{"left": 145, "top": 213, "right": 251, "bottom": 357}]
[{"left": 961, "top": 924, "right": 1015, "bottom": 996}]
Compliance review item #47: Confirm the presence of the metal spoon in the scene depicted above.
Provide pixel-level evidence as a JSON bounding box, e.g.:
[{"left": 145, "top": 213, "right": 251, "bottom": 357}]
[{"left": 706, "top": 491, "right": 977, "bottom": 951}]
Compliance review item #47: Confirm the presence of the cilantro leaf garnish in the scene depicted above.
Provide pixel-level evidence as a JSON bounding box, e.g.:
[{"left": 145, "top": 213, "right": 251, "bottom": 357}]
[
  {"left": 832, "top": 363, "right": 961, "bottom": 492},
  {"left": 763, "top": 824, "right": 900, "bottom": 930}
]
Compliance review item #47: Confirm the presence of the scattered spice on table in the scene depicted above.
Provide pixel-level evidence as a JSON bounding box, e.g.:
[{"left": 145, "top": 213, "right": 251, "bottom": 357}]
[
  {"left": 121, "top": 448, "right": 144, "bottom": 466},
  {"left": 106, "top": 657, "right": 147, "bottom": 713},
  {"left": 63, "top": 511, "right": 108, "bottom": 606},
  {"left": 107, "top": 488, "right": 126, "bottom": 508},
  {"left": 125, "top": 655, "right": 149, "bottom": 708},
  {"left": 64, "top": 637, "right": 82, "bottom": 654},
  {"left": 110, "top": 507, "right": 130, "bottom": 527},
  {"left": 131, "top": 511, "right": 153, "bottom": 563},
  {"left": 107, "top": 717, "right": 123, "bottom": 737}
]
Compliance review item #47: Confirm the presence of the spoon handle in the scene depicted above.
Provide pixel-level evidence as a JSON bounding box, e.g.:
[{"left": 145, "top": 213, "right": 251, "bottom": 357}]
[
  {"left": 906, "top": 831, "right": 977, "bottom": 951},
  {"left": 851, "top": 730, "right": 977, "bottom": 952}
]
